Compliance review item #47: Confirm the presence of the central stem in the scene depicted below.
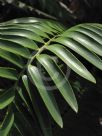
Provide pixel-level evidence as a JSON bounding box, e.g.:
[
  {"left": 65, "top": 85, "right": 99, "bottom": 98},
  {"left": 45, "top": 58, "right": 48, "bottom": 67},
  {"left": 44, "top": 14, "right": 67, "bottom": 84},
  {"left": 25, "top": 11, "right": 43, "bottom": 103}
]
[
  {"left": 14, "top": 37, "right": 54, "bottom": 89},
  {"left": 28, "top": 37, "right": 54, "bottom": 65}
]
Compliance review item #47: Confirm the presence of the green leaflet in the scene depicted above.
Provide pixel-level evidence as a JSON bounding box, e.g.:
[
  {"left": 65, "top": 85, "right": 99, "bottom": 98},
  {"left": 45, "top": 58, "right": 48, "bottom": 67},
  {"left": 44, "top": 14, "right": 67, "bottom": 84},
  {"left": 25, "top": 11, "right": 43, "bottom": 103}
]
[
  {"left": 0, "top": 67, "right": 18, "bottom": 80},
  {"left": 29, "top": 21, "right": 59, "bottom": 33},
  {"left": 0, "top": 28, "right": 44, "bottom": 43},
  {"left": 36, "top": 54, "right": 78, "bottom": 112},
  {"left": 28, "top": 65, "right": 63, "bottom": 128},
  {"left": 54, "top": 37, "right": 102, "bottom": 70},
  {"left": 0, "top": 25, "right": 49, "bottom": 39},
  {"left": 61, "top": 28, "right": 102, "bottom": 56},
  {"left": 0, "top": 49, "right": 24, "bottom": 68},
  {"left": 63, "top": 24, "right": 102, "bottom": 45},
  {"left": 41, "top": 22, "right": 59, "bottom": 33},
  {"left": 46, "top": 44, "right": 96, "bottom": 83},
  {"left": 0, "top": 39, "right": 30, "bottom": 58},
  {"left": 22, "top": 75, "right": 52, "bottom": 136},
  {"left": 92, "top": 23, "right": 102, "bottom": 30},
  {"left": 31, "top": 24, "right": 54, "bottom": 35},
  {"left": 17, "top": 87, "right": 34, "bottom": 117},
  {"left": 0, "top": 108, "right": 14, "bottom": 136},
  {"left": 0, "top": 34, "right": 38, "bottom": 50},
  {"left": 0, "top": 88, "right": 15, "bottom": 109},
  {"left": 44, "top": 20, "right": 65, "bottom": 32},
  {"left": 78, "top": 24, "right": 102, "bottom": 36},
  {"left": 5, "top": 22, "right": 55, "bottom": 35},
  {"left": 75, "top": 26, "right": 102, "bottom": 45}
]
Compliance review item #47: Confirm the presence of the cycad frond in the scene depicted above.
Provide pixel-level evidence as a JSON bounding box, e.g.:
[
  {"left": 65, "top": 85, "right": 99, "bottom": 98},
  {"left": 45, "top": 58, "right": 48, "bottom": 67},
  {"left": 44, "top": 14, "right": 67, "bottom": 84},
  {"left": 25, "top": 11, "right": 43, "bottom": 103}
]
[{"left": 0, "top": 17, "right": 102, "bottom": 136}]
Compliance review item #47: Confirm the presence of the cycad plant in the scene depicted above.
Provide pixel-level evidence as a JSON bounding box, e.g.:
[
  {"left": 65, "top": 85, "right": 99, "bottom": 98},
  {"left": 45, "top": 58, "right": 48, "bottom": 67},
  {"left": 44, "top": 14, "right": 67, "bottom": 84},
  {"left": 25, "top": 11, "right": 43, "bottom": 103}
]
[{"left": 0, "top": 17, "right": 102, "bottom": 136}]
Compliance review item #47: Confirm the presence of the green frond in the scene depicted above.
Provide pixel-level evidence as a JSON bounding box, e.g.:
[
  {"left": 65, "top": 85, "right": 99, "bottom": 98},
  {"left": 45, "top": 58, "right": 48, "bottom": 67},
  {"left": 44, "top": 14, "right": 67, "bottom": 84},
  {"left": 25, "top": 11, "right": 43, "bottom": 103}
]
[{"left": 0, "top": 17, "right": 101, "bottom": 136}]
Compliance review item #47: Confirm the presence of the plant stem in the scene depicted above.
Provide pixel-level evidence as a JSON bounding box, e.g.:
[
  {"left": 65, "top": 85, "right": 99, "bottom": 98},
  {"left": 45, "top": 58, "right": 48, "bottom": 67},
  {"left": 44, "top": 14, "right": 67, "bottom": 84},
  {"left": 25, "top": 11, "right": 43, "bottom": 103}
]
[
  {"left": 28, "top": 39, "right": 52, "bottom": 65},
  {"left": 13, "top": 36, "right": 55, "bottom": 89}
]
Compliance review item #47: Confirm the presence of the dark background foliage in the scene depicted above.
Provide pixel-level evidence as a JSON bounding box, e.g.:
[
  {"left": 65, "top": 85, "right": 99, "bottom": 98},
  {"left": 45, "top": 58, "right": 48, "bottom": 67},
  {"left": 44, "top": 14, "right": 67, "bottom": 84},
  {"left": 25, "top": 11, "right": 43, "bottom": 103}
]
[{"left": 0, "top": 0, "right": 102, "bottom": 136}]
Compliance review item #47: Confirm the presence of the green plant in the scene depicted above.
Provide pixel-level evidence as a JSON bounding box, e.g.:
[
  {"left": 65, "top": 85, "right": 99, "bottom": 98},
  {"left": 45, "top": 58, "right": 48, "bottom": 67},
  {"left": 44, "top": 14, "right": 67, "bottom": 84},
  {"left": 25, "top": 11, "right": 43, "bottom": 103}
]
[{"left": 0, "top": 17, "right": 102, "bottom": 136}]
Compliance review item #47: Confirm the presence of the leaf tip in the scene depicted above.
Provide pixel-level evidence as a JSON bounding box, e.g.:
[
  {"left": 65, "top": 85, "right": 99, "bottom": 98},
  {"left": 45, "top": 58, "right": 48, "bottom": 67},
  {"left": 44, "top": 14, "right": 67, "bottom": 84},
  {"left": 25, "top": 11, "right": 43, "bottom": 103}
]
[
  {"left": 90, "top": 75, "right": 96, "bottom": 84},
  {"left": 73, "top": 103, "right": 78, "bottom": 113},
  {"left": 59, "top": 119, "right": 63, "bottom": 128},
  {"left": 93, "top": 78, "right": 96, "bottom": 84}
]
